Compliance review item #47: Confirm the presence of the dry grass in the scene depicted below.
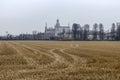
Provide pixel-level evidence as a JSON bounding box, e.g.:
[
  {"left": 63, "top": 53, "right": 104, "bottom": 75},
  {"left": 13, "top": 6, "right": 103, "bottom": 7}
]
[{"left": 0, "top": 41, "right": 120, "bottom": 80}]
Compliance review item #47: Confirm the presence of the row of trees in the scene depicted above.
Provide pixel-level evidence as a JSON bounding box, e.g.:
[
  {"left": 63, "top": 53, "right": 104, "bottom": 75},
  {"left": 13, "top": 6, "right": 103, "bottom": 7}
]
[
  {"left": 1, "top": 22, "right": 120, "bottom": 40},
  {"left": 72, "top": 23, "right": 120, "bottom": 40}
]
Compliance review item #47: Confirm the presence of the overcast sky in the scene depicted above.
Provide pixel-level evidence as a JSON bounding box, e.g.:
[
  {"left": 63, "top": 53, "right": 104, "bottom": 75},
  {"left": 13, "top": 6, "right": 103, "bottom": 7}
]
[{"left": 0, "top": 0, "right": 120, "bottom": 35}]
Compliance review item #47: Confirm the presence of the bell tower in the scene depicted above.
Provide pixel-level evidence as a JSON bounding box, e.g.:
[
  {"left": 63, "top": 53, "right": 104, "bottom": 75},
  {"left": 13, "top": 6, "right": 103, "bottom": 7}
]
[{"left": 55, "top": 19, "right": 60, "bottom": 28}]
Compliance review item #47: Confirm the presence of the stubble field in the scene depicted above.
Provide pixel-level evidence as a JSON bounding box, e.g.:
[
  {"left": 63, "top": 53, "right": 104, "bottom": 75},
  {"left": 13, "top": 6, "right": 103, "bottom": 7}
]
[{"left": 0, "top": 41, "right": 120, "bottom": 80}]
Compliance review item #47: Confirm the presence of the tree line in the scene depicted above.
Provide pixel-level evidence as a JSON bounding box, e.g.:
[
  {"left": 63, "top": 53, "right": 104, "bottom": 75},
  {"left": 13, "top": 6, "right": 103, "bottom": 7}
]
[
  {"left": 0, "top": 22, "right": 120, "bottom": 40},
  {"left": 72, "top": 23, "right": 120, "bottom": 40}
]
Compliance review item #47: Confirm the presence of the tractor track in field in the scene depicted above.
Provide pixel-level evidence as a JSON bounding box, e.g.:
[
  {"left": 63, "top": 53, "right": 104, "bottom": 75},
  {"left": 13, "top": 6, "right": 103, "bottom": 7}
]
[
  {"left": 10, "top": 42, "right": 55, "bottom": 67},
  {"left": 17, "top": 44, "right": 71, "bottom": 70},
  {"left": 59, "top": 48, "right": 87, "bottom": 71},
  {"left": 22, "top": 43, "right": 55, "bottom": 57},
  {"left": 13, "top": 42, "right": 87, "bottom": 70},
  {"left": 47, "top": 47, "right": 87, "bottom": 71},
  {"left": 48, "top": 48, "right": 73, "bottom": 69},
  {"left": 11, "top": 42, "right": 54, "bottom": 58},
  {"left": 7, "top": 42, "right": 38, "bottom": 67},
  {"left": 0, "top": 42, "right": 87, "bottom": 77},
  {"left": 11, "top": 42, "right": 75, "bottom": 70},
  {"left": 0, "top": 41, "right": 120, "bottom": 80}
]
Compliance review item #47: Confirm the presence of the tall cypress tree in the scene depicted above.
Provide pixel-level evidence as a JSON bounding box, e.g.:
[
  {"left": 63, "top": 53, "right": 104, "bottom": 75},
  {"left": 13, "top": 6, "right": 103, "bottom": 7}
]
[
  {"left": 93, "top": 23, "right": 98, "bottom": 40},
  {"left": 111, "top": 23, "right": 116, "bottom": 40},
  {"left": 99, "top": 23, "right": 104, "bottom": 40}
]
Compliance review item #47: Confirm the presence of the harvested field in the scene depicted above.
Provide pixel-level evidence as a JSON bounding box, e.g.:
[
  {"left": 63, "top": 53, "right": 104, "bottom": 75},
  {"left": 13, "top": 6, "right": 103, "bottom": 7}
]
[{"left": 0, "top": 41, "right": 120, "bottom": 80}]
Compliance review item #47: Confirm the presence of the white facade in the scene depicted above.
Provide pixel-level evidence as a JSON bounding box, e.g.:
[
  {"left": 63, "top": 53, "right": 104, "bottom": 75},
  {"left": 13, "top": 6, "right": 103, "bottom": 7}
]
[
  {"left": 54, "top": 19, "right": 70, "bottom": 39},
  {"left": 45, "top": 19, "right": 71, "bottom": 39}
]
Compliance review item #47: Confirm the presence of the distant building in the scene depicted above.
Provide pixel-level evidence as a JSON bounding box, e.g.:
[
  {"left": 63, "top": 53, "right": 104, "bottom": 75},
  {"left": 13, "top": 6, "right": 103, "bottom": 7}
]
[
  {"left": 44, "top": 23, "right": 55, "bottom": 40},
  {"left": 44, "top": 19, "right": 71, "bottom": 40},
  {"left": 36, "top": 32, "right": 45, "bottom": 40},
  {"left": 54, "top": 19, "right": 70, "bottom": 36},
  {"left": 18, "top": 34, "right": 33, "bottom": 40}
]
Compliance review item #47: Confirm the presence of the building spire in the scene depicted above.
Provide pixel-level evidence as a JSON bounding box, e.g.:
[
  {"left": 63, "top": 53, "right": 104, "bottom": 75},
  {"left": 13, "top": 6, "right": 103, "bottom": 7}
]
[
  {"left": 55, "top": 19, "right": 60, "bottom": 28},
  {"left": 57, "top": 18, "right": 59, "bottom": 23},
  {"left": 45, "top": 22, "right": 47, "bottom": 32}
]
